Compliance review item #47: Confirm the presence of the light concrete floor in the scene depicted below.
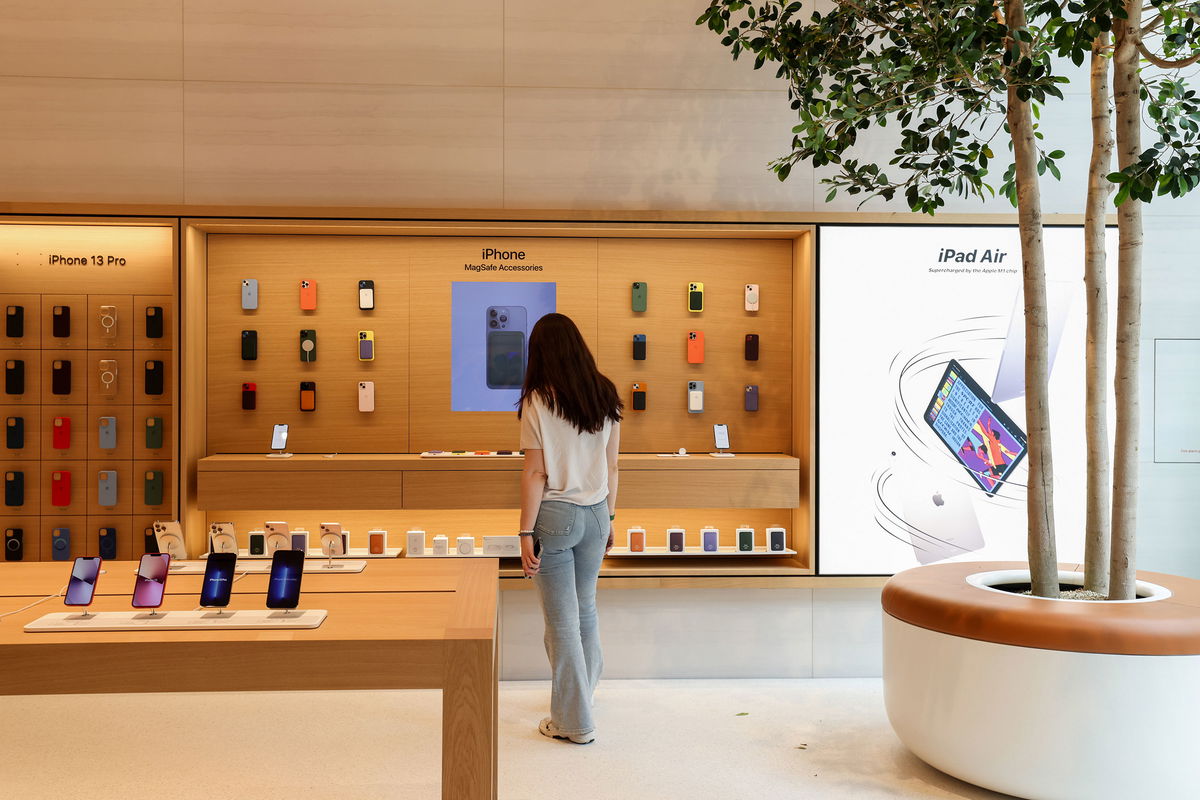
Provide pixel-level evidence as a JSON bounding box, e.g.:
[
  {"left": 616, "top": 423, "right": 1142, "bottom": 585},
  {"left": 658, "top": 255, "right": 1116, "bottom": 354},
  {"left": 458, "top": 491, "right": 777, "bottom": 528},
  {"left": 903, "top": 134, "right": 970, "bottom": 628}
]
[{"left": 0, "top": 679, "right": 1013, "bottom": 799}]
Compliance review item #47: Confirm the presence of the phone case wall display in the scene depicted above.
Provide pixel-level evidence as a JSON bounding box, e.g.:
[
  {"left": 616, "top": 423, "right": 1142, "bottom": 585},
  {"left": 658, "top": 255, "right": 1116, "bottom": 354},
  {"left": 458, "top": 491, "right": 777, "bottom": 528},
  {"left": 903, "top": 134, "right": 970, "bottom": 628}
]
[
  {"left": 0, "top": 220, "right": 176, "bottom": 561},
  {"left": 595, "top": 238, "right": 795, "bottom": 455},
  {"left": 205, "top": 235, "right": 410, "bottom": 453}
]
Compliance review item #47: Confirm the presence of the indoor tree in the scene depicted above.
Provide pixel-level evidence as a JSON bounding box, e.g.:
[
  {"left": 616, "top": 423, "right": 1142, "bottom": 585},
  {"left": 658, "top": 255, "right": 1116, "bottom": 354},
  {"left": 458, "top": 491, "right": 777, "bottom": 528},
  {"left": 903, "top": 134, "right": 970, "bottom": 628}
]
[{"left": 697, "top": 0, "right": 1200, "bottom": 599}]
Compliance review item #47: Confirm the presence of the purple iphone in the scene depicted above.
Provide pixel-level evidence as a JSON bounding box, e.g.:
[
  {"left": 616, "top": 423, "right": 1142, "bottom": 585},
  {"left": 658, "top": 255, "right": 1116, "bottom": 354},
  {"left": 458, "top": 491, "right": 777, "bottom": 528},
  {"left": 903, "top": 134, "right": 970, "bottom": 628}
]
[
  {"left": 65, "top": 556, "right": 102, "bottom": 607},
  {"left": 132, "top": 553, "right": 171, "bottom": 608}
]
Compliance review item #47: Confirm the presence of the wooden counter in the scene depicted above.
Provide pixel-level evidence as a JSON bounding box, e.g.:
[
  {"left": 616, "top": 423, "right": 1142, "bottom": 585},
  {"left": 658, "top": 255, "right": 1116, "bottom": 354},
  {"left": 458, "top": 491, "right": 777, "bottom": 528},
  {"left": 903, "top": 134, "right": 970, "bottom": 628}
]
[
  {"left": 196, "top": 452, "right": 801, "bottom": 510},
  {"left": 0, "top": 558, "right": 498, "bottom": 800}
]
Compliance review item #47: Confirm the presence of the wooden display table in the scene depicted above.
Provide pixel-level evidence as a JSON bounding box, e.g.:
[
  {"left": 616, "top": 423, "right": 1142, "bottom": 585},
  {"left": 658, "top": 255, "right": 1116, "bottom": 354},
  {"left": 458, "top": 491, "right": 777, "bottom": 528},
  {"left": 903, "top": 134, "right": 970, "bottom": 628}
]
[{"left": 0, "top": 558, "right": 498, "bottom": 800}]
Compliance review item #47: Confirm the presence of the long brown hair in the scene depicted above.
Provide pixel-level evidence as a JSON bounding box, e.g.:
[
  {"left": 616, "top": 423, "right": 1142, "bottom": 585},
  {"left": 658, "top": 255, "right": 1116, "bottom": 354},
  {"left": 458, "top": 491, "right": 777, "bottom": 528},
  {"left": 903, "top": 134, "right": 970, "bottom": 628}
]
[{"left": 518, "top": 313, "right": 622, "bottom": 434}]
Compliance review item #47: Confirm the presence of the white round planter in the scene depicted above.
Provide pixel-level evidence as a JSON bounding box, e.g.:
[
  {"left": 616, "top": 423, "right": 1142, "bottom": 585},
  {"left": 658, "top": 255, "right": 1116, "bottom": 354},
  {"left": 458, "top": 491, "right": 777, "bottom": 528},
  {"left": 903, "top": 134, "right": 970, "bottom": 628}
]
[{"left": 883, "top": 567, "right": 1200, "bottom": 800}]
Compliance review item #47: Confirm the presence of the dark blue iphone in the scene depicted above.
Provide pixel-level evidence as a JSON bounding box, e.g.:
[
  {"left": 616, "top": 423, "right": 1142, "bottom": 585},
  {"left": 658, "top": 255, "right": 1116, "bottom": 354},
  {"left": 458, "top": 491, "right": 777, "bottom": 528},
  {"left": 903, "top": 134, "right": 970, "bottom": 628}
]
[
  {"left": 266, "top": 549, "right": 304, "bottom": 609},
  {"left": 200, "top": 552, "right": 238, "bottom": 608}
]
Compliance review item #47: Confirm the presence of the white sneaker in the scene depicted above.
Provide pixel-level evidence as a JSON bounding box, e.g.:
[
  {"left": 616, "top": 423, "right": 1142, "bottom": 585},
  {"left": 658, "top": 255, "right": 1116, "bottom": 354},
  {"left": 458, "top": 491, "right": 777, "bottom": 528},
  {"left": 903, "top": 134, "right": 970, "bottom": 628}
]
[{"left": 538, "top": 717, "right": 595, "bottom": 745}]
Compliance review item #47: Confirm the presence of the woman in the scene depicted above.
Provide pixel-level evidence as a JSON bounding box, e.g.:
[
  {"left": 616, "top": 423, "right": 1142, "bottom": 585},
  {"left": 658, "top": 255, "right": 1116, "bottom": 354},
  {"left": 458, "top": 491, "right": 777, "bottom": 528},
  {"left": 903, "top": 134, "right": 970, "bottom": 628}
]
[{"left": 518, "top": 313, "right": 622, "bottom": 746}]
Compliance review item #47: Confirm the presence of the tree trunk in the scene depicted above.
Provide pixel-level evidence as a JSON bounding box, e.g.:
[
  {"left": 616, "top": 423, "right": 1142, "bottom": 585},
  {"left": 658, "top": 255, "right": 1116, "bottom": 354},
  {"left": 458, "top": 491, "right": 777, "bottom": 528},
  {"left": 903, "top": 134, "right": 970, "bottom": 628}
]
[
  {"left": 1005, "top": 0, "right": 1058, "bottom": 598},
  {"left": 1083, "top": 33, "right": 1114, "bottom": 595},
  {"left": 1109, "top": 4, "right": 1143, "bottom": 600}
]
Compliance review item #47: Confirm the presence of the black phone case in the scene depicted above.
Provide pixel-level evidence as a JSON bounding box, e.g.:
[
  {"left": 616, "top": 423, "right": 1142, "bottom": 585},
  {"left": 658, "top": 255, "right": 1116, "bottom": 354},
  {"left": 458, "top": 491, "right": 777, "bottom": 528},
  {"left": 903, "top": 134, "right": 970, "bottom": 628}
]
[
  {"left": 52, "top": 306, "right": 71, "bottom": 338},
  {"left": 633, "top": 389, "right": 647, "bottom": 411},
  {"left": 146, "top": 306, "right": 164, "bottom": 339},
  {"left": 99, "top": 527, "right": 118, "bottom": 560},
  {"left": 4, "top": 360, "right": 24, "bottom": 395},
  {"left": 745, "top": 334, "right": 759, "bottom": 361},
  {"left": 4, "top": 471, "right": 24, "bottom": 506},
  {"left": 241, "top": 330, "right": 258, "bottom": 360},
  {"left": 143, "top": 529, "right": 159, "bottom": 554},
  {"left": 242, "top": 386, "right": 256, "bottom": 410},
  {"left": 51, "top": 360, "right": 71, "bottom": 395},
  {"left": 6, "top": 416, "right": 24, "bottom": 449},
  {"left": 144, "top": 361, "right": 164, "bottom": 395},
  {"left": 4, "top": 528, "right": 22, "bottom": 561},
  {"left": 5, "top": 305, "right": 23, "bottom": 338},
  {"left": 632, "top": 336, "right": 646, "bottom": 361}
]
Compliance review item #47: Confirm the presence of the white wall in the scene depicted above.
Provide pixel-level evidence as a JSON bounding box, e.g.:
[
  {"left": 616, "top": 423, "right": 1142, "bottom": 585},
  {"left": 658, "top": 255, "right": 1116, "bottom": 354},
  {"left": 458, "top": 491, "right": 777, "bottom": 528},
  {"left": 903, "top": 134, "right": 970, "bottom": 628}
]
[{"left": 3, "top": 0, "right": 1197, "bottom": 676}]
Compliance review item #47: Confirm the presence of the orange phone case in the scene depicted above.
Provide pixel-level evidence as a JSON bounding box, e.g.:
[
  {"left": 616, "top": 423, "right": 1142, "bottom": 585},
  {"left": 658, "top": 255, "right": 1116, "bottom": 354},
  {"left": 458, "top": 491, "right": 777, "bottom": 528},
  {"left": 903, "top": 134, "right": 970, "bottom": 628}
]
[
  {"left": 686, "top": 331, "right": 705, "bottom": 364},
  {"left": 299, "top": 280, "right": 318, "bottom": 311},
  {"left": 299, "top": 383, "right": 316, "bottom": 411},
  {"left": 629, "top": 529, "right": 645, "bottom": 552}
]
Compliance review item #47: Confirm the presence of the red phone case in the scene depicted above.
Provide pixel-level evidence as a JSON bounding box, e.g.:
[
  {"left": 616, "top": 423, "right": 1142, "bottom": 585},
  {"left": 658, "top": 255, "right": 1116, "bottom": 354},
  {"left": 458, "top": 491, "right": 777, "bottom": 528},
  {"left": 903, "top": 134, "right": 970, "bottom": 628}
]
[
  {"left": 687, "top": 331, "right": 705, "bottom": 364},
  {"left": 52, "top": 417, "right": 71, "bottom": 449},
  {"left": 51, "top": 470, "right": 71, "bottom": 507}
]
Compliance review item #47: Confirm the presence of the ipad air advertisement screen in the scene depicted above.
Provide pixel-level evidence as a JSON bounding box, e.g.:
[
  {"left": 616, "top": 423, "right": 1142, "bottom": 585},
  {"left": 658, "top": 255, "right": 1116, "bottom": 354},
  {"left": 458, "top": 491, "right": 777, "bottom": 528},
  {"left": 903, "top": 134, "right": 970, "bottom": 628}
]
[
  {"left": 450, "top": 281, "right": 556, "bottom": 411},
  {"left": 818, "top": 225, "right": 1117, "bottom": 574}
]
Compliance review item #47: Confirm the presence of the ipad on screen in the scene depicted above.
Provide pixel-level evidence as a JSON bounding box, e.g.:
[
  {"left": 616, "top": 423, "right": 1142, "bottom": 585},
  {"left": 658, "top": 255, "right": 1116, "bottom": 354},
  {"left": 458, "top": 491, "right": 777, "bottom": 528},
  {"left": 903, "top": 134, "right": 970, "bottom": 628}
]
[{"left": 924, "top": 360, "right": 1027, "bottom": 496}]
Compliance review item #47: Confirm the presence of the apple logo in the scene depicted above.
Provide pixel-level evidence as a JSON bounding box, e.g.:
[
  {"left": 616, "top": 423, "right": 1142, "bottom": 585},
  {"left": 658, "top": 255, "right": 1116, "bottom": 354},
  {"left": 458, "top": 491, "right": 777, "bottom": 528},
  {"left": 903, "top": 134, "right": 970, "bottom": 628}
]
[{"left": 932, "top": 492, "right": 945, "bottom": 508}]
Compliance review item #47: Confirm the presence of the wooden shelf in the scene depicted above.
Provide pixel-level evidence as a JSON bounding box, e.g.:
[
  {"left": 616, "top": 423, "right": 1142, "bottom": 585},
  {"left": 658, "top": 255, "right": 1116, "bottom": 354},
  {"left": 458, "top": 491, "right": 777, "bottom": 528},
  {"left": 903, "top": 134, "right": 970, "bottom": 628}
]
[{"left": 197, "top": 453, "right": 801, "bottom": 511}]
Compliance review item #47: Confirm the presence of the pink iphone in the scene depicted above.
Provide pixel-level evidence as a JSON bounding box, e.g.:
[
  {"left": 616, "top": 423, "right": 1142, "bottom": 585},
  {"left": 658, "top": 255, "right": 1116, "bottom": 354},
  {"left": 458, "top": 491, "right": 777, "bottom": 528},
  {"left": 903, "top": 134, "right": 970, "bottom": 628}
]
[{"left": 131, "top": 553, "right": 171, "bottom": 608}]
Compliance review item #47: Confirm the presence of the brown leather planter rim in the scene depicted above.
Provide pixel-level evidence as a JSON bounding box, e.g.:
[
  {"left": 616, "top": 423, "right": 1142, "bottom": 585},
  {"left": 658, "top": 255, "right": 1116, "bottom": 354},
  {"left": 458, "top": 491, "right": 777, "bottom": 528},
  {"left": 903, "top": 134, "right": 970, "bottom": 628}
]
[{"left": 882, "top": 561, "right": 1200, "bottom": 656}]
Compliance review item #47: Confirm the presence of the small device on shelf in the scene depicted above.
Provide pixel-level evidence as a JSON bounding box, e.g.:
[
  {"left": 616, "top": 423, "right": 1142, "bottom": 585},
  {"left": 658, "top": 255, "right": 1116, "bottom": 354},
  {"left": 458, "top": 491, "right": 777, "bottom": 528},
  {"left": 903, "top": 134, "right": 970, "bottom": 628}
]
[
  {"left": 432, "top": 535, "right": 449, "bottom": 555},
  {"left": 267, "top": 423, "right": 292, "bottom": 458},
  {"left": 701, "top": 526, "right": 719, "bottom": 552},
  {"left": 151, "top": 520, "right": 187, "bottom": 561},
  {"left": 627, "top": 527, "right": 646, "bottom": 552},
  {"left": 406, "top": 529, "right": 426, "bottom": 556},
  {"left": 767, "top": 526, "right": 787, "bottom": 552},
  {"left": 456, "top": 535, "right": 475, "bottom": 555},
  {"left": 368, "top": 529, "right": 388, "bottom": 555},
  {"left": 667, "top": 527, "right": 686, "bottom": 553},
  {"left": 710, "top": 423, "right": 734, "bottom": 458},
  {"left": 736, "top": 526, "right": 756, "bottom": 552},
  {"left": 209, "top": 522, "right": 238, "bottom": 554}
]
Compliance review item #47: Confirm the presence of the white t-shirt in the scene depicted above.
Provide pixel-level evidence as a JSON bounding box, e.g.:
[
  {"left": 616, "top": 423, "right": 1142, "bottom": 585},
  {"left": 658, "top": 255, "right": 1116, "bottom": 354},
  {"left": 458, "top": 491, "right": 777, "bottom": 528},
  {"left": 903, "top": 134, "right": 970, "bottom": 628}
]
[{"left": 520, "top": 395, "right": 616, "bottom": 506}]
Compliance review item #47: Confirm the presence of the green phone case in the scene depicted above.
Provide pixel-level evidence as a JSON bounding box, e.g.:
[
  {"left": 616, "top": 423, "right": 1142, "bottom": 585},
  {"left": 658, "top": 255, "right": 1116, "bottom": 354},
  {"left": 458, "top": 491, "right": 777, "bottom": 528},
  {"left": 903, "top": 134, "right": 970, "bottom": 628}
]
[
  {"left": 145, "top": 417, "right": 163, "bottom": 449},
  {"left": 144, "top": 470, "right": 164, "bottom": 505},
  {"left": 300, "top": 329, "right": 317, "bottom": 362},
  {"left": 631, "top": 282, "right": 648, "bottom": 312}
]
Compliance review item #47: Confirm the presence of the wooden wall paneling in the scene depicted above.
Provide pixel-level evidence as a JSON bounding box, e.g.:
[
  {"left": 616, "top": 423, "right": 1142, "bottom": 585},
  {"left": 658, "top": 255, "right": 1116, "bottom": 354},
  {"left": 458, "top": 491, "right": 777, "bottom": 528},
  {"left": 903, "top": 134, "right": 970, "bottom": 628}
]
[
  {"left": 204, "top": 234, "right": 410, "bottom": 454},
  {"left": 1, "top": 514, "right": 40, "bottom": 562},
  {"left": 595, "top": 238, "right": 794, "bottom": 454},
  {"left": 2, "top": 348, "right": 41, "bottom": 405},
  {"left": 792, "top": 230, "right": 814, "bottom": 569},
  {"left": 407, "top": 236, "right": 599, "bottom": 451},
  {"left": 1, "top": 294, "right": 41, "bottom": 349},
  {"left": 85, "top": 294, "right": 134, "bottom": 351},
  {"left": 1, "top": 405, "right": 41, "bottom": 460},
  {"left": 197, "top": 469, "right": 403, "bottom": 511}
]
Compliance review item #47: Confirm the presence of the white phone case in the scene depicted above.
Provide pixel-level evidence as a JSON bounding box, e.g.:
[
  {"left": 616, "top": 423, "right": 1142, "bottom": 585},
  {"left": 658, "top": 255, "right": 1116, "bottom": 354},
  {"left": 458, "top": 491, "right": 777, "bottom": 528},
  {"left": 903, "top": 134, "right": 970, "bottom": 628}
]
[
  {"left": 264, "top": 520, "right": 289, "bottom": 555},
  {"left": 406, "top": 529, "right": 426, "bottom": 556},
  {"left": 358, "top": 381, "right": 375, "bottom": 412},
  {"left": 745, "top": 283, "right": 760, "bottom": 311},
  {"left": 209, "top": 522, "right": 238, "bottom": 554},
  {"left": 687, "top": 381, "right": 705, "bottom": 413},
  {"left": 152, "top": 520, "right": 187, "bottom": 560},
  {"left": 456, "top": 535, "right": 475, "bottom": 555}
]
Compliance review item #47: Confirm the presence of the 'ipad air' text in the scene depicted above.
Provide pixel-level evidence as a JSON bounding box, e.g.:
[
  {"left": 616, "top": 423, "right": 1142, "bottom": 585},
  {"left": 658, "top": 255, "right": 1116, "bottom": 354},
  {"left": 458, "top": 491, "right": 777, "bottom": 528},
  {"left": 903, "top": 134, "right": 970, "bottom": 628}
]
[{"left": 937, "top": 248, "right": 1008, "bottom": 263}]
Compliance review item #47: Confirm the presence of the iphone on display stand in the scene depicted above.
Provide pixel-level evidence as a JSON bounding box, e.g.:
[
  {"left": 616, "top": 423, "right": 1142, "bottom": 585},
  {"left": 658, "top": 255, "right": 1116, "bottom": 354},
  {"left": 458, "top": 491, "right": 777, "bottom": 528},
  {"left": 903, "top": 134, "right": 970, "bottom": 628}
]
[
  {"left": 687, "top": 381, "right": 704, "bottom": 414},
  {"left": 132, "top": 553, "right": 171, "bottom": 612},
  {"left": 151, "top": 520, "right": 186, "bottom": 561},
  {"left": 209, "top": 522, "right": 238, "bottom": 554},
  {"left": 710, "top": 423, "right": 734, "bottom": 458},
  {"left": 201, "top": 552, "right": 237, "bottom": 611},
  {"left": 65, "top": 556, "right": 103, "bottom": 612},
  {"left": 265, "top": 521, "right": 289, "bottom": 555},
  {"left": 358, "top": 280, "right": 375, "bottom": 310},
  {"left": 267, "top": 549, "right": 305, "bottom": 610},
  {"left": 268, "top": 423, "right": 291, "bottom": 457},
  {"left": 358, "top": 381, "right": 375, "bottom": 412},
  {"left": 745, "top": 283, "right": 760, "bottom": 311}
]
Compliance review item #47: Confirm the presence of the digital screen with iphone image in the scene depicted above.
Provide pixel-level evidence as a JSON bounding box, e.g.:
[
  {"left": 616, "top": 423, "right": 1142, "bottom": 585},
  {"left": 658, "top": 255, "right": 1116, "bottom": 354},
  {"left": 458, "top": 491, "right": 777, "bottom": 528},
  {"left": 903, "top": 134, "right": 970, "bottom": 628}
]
[
  {"left": 266, "top": 549, "right": 304, "bottom": 609},
  {"left": 131, "top": 553, "right": 171, "bottom": 608},
  {"left": 65, "top": 556, "right": 102, "bottom": 606},
  {"left": 200, "top": 552, "right": 238, "bottom": 608},
  {"left": 924, "top": 360, "right": 1027, "bottom": 496}
]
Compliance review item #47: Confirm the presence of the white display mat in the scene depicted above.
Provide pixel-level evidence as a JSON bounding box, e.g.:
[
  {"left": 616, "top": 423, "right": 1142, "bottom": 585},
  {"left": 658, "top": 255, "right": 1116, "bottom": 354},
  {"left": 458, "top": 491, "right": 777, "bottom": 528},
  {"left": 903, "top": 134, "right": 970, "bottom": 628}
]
[
  {"left": 419, "top": 450, "right": 521, "bottom": 458},
  {"left": 25, "top": 609, "right": 328, "bottom": 632},
  {"left": 606, "top": 547, "right": 798, "bottom": 557},
  {"left": 169, "top": 560, "right": 367, "bottom": 575},
  {"left": 406, "top": 550, "right": 518, "bottom": 558}
]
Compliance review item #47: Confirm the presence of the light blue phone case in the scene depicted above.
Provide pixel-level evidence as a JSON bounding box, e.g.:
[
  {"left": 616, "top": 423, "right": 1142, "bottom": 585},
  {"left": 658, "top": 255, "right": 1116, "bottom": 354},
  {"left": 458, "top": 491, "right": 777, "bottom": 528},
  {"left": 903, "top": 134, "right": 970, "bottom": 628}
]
[{"left": 98, "top": 416, "right": 117, "bottom": 450}]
